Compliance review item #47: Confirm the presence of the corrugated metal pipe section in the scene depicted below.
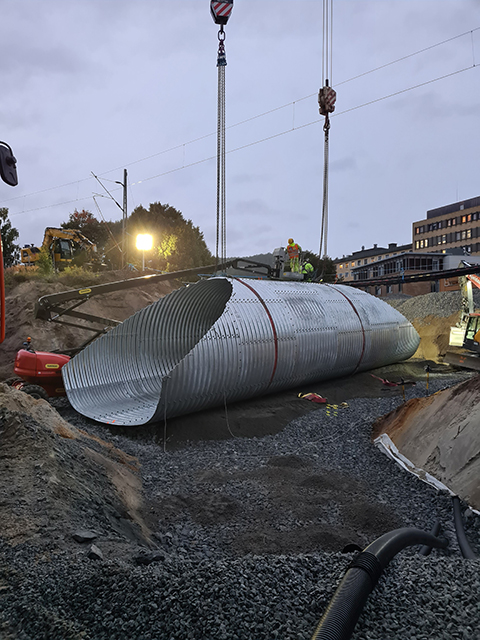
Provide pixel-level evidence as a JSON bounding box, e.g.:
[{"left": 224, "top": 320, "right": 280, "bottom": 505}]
[{"left": 62, "top": 277, "right": 420, "bottom": 426}]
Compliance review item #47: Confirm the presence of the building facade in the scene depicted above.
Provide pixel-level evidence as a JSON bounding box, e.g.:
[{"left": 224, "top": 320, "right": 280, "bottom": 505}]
[
  {"left": 334, "top": 242, "right": 412, "bottom": 282},
  {"left": 412, "top": 196, "right": 480, "bottom": 256}
]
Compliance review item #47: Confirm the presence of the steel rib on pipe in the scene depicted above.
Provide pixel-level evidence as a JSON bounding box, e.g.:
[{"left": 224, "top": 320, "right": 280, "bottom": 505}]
[{"left": 62, "top": 278, "right": 420, "bottom": 426}]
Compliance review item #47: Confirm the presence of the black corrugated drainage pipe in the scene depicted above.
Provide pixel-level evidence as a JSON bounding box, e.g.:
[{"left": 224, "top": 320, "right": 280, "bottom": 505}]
[
  {"left": 418, "top": 521, "right": 441, "bottom": 556},
  {"left": 452, "top": 496, "right": 477, "bottom": 560},
  {"left": 310, "top": 527, "right": 448, "bottom": 640}
]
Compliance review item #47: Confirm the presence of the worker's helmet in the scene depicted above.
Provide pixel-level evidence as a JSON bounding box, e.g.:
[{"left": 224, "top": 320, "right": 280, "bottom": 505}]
[{"left": 288, "top": 238, "right": 294, "bottom": 244}]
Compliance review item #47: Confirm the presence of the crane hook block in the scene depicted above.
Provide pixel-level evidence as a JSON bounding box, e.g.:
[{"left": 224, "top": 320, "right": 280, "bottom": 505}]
[
  {"left": 210, "top": 0, "right": 234, "bottom": 26},
  {"left": 318, "top": 85, "right": 336, "bottom": 117}
]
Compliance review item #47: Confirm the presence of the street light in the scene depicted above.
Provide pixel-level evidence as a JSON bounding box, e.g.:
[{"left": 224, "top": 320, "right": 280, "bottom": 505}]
[{"left": 136, "top": 234, "right": 153, "bottom": 271}]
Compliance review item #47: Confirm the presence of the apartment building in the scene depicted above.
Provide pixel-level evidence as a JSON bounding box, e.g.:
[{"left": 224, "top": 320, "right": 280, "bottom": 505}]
[
  {"left": 412, "top": 196, "right": 480, "bottom": 256},
  {"left": 334, "top": 242, "right": 412, "bottom": 282}
]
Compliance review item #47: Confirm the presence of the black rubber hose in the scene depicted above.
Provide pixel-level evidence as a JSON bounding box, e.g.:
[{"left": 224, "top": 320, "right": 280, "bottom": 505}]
[
  {"left": 418, "top": 521, "right": 441, "bottom": 556},
  {"left": 310, "top": 527, "right": 448, "bottom": 640},
  {"left": 452, "top": 496, "right": 477, "bottom": 560}
]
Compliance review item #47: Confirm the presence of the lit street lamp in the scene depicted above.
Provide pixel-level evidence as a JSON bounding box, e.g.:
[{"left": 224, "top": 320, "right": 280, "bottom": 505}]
[{"left": 136, "top": 234, "right": 153, "bottom": 271}]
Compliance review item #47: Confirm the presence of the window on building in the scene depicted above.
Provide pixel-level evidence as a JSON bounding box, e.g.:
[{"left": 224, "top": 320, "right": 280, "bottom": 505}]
[
  {"left": 375, "top": 286, "right": 382, "bottom": 296},
  {"left": 351, "top": 262, "right": 355, "bottom": 267},
  {"left": 468, "top": 214, "right": 472, "bottom": 222},
  {"left": 442, "top": 234, "right": 447, "bottom": 244},
  {"left": 473, "top": 212, "right": 478, "bottom": 221},
  {"left": 452, "top": 218, "right": 457, "bottom": 226},
  {"left": 462, "top": 215, "right": 467, "bottom": 223},
  {"left": 460, "top": 204, "right": 465, "bottom": 210},
  {"left": 364, "top": 259, "right": 368, "bottom": 265},
  {"left": 386, "top": 285, "right": 392, "bottom": 294},
  {"left": 339, "top": 264, "right": 343, "bottom": 269},
  {"left": 415, "top": 227, "right": 420, "bottom": 235},
  {"left": 456, "top": 232, "right": 461, "bottom": 241},
  {"left": 420, "top": 239, "right": 424, "bottom": 248},
  {"left": 467, "top": 229, "right": 472, "bottom": 239},
  {"left": 415, "top": 241, "right": 419, "bottom": 249}
]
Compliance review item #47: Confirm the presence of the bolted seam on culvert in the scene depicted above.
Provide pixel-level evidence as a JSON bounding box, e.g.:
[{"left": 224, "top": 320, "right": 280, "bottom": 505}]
[{"left": 62, "top": 278, "right": 420, "bottom": 426}]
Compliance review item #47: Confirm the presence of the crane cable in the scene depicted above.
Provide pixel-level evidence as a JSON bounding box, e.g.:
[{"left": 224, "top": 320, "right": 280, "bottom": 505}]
[
  {"left": 211, "top": 1, "right": 233, "bottom": 272},
  {"left": 318, "top": 0, "right": 336, "bottom": 266}
]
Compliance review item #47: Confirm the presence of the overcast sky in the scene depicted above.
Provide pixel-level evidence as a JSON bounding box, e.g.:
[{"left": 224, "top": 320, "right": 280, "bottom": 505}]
[{"left": 1, "top": 0, "right": 479, "bottom": 262}]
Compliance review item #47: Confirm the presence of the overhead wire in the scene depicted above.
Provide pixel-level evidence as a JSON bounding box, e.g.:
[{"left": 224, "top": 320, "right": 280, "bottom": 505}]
[
  {"left": 7, "top": 59, "right": 479, "bottom": 220},
  {"left": 2, "top": 26, "right": 479, "bottom": 216}
]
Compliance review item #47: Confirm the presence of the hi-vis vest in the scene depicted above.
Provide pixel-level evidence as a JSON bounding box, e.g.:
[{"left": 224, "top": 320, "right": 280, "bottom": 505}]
[{"left": 286, "top": 243, "right": 300, "bottom": 259}]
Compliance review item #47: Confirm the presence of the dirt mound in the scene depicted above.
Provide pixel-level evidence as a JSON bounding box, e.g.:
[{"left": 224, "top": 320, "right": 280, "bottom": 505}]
[
  {"left": 0, "top": 384, "right": 152, "bottom": 555},
  {"left": 410, "top": 313, "right": 459, "bottom": 362},
  {"left": 0, "top": 270, "right": 178, "bottom": 380},
  {"left": 373, "top": 374, "right": 480, "bottom": 510}
]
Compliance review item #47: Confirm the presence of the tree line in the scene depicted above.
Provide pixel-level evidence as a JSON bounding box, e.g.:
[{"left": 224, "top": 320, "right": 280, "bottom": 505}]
[{"left": 1, "top": 202, "right": 337, "bottom": 281}]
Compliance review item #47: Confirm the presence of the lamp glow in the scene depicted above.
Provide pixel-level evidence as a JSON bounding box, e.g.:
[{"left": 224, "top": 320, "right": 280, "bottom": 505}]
[
  {"left": 136, "top": 234, "right": 153, "bottom": 251},
  {"left": 136, "top": 234, "right": 153, "bottom": 270}
]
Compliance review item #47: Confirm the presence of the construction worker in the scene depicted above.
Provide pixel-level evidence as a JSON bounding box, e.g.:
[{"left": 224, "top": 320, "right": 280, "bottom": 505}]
[
  {"left": 302, "top": 260, "right": 315, "bottom": 281},
  {"left": 286, "top": 238, "right": 301, "bottom": 273}
]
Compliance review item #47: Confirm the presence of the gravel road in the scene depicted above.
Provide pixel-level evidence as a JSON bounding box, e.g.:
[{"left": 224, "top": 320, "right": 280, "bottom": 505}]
[{"left": 0, "top": 373, "right": 479, "bottom": 640}]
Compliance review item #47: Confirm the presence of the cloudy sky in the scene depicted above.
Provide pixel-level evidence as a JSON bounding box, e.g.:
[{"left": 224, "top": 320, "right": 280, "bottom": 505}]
[{"left": 1, "top": 0, "right": 479, "bottom": 262}]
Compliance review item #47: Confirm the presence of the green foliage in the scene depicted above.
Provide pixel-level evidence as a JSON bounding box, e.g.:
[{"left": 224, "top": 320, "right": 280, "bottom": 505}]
[
  {"left": 36, "top": 246, "right": 55, "bottom": 276},
  {"left": 61, "top": 209, "right": 110, "bottom": 252},
  {"left": 59, "top": 265, "right": 99, "bottom": 286},
  {"left": 0, "top": 208, "right": 20, "bottom": 267},
  {"left": 302, "top": 250, "right": 337, "bottom": 282},
  {"left": 124, "top": 202, "right": 213, "bottom": 272}
]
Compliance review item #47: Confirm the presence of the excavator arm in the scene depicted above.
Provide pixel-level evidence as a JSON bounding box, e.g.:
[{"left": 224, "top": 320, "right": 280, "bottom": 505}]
[{"left": 42, "top": 228, "right": 96, "bottom": 252}]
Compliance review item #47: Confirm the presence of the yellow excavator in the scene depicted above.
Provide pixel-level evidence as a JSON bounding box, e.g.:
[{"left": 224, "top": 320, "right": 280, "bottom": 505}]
[{"left": 20, "top": 227, "right": 99, "bottom": 270}]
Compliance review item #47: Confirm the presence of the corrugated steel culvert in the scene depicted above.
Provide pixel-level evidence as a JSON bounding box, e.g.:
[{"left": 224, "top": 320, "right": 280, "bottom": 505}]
[{"left": 62, "top": 278, "right": 420, "bottom": 426}]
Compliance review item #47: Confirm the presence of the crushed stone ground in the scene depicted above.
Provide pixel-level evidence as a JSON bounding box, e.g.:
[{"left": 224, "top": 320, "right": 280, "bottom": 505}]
[{"left": 0, "top": 280, "right": 479, "bottom": 638}]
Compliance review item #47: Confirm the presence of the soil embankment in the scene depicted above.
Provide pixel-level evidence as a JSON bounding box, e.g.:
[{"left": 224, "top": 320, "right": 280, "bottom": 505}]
[
  {"left": 0, "top": 269, "right": 177, "bottom": 380},
  {"left": 373, "top": 374, "right": 480, "bottom": 510}
]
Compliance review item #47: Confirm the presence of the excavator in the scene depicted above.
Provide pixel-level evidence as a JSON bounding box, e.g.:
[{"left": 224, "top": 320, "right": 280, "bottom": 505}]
[
  {"left": 20, "top": 227, "right": 100, "bottom": 270},
  {"left": 444, "top": 265, "right": 480, "bottom": 370}
]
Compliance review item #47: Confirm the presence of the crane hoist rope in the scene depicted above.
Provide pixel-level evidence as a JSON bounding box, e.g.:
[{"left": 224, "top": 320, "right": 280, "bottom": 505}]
[
  {"left": 211, "top": 0, "right": 233, "bottom": 272},
  {"left": 318, "top": 0, "right": 336, "bottom": 265}
]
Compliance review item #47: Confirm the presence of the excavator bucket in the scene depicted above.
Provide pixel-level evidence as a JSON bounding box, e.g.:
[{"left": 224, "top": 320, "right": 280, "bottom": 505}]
[{"left": 443, "top": 350, "right": 480, "bottom": 371}]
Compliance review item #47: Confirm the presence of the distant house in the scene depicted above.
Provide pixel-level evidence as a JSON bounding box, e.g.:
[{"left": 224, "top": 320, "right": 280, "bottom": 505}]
[{"left": 334, "top": 243, "right": 412, "bottom": 283}]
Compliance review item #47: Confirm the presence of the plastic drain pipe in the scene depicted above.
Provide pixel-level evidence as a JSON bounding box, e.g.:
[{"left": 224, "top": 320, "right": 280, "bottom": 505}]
[
  {"left": 310, "top": 527, "right": 448, "bottom": 640},
  {"left": 452, "top": 496, "right": 477, "bottom": 560}
]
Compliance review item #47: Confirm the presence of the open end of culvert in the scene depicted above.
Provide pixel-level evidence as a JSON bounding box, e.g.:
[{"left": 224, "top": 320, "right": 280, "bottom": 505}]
[{"left": 63, "top": 278, "right": 233, "bottom": 426}]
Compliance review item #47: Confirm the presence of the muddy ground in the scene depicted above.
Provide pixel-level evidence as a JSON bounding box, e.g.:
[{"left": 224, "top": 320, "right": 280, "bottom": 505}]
[
  {"left": 0, "top": 273, "right": 478, "bottom": 562},
  {"left": 82, "top": 359, "right": 447, "bottom": 449}
]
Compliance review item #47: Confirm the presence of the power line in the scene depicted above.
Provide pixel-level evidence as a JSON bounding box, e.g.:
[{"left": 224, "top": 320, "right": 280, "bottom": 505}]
[
  {"left": 9, "top": 60, "right": 479, "bottom": 218},
  {"left": 3, "top": 27, "right": 479, "bottom": 214}
]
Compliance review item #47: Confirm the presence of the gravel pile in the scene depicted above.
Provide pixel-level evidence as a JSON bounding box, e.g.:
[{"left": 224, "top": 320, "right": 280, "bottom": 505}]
[
  {"left": 1, "top": 375, "right": 479, "bottom": 640},
  {"left": 384, "top": 290, "right": 480, "bottom": 321}
]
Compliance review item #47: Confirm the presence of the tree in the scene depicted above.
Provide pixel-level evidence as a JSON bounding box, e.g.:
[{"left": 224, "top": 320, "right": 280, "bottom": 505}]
[
  {"left": 126, "top": 202, "right": 213, "bottom": 272},
  {"left": 61, "top": 209, "right": 110, "bottom": 253},
  {"left": 302, "top": 250, "right": 337, "bottom": 282},
  {"left": 0, "top": 207, "right": 20, "bottom": 267}
]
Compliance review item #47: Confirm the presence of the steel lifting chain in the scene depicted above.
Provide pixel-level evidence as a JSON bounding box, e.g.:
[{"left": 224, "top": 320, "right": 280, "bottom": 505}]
[
  {"left": 216, "top": 27, "right": 227, "bottom": 270},
  {"left": 211, "top": 1, "right": 233, "bottom": 272},
  {"left": 318, "top": 0, "right": 335, "bottom": 266},
  {"left": 319, "top": 110, "right": 331, "bottom": 261}
]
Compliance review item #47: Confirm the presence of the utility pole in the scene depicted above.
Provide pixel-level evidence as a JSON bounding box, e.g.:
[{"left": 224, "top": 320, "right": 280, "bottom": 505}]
[
  {"left": 92, "top": 169, "right": 128, "bottom": 268},
  {"left": 122, "top": 169, "right": 128, "bottom": 268}
]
